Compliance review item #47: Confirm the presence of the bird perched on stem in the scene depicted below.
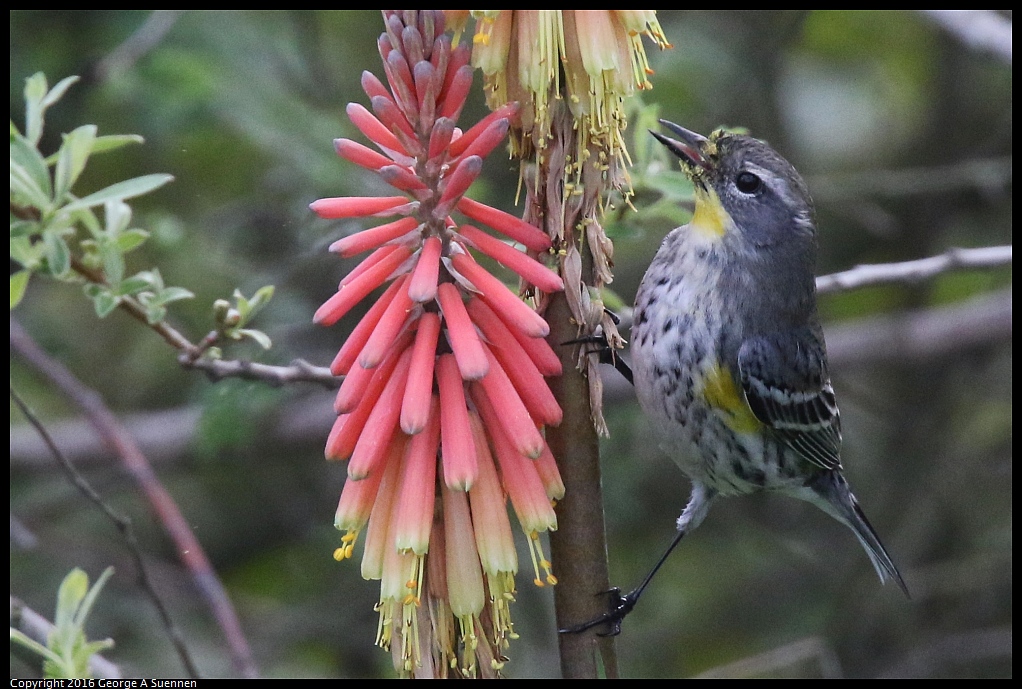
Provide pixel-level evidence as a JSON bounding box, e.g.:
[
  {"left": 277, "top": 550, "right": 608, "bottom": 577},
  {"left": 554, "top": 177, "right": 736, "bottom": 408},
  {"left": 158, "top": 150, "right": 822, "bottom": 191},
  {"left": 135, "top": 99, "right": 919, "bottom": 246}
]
[{"left": 563, "top": 121, "right": 908, "bottom": 635}]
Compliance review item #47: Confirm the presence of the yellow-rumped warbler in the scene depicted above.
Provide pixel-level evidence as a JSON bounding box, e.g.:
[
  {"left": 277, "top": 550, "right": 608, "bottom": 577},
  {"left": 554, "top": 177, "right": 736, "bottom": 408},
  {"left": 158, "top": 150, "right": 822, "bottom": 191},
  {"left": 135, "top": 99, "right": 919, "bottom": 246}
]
[{"left": 566, "top": 121, "right": 907, "bottom": 635}]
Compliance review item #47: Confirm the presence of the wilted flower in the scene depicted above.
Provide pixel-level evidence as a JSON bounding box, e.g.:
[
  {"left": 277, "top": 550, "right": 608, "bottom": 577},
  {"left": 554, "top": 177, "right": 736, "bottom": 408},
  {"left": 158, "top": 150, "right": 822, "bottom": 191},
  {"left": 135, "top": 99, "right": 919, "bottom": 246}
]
[
  {"left": 444, "top": 10, "right": 670, "bottom": 435},
  {"left": 447, "top": 10, "right": 670, "bottom": 166},
  {"left": 315, "top": 10, "right": 565, "bottom": 678}
]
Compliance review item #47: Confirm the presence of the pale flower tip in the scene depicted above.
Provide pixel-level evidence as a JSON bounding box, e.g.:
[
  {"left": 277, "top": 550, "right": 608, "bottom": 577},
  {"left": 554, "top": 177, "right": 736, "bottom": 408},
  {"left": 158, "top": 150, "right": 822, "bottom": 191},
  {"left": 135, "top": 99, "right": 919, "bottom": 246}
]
[
  {"left": 347, "top": 466, "right": 369, "bottom": 481},
  {"left": 400, "top": 418, "right": 426, "bottom": 437},
  {"left": 445, "top": 476, "right": 473, "bottom": 492}
]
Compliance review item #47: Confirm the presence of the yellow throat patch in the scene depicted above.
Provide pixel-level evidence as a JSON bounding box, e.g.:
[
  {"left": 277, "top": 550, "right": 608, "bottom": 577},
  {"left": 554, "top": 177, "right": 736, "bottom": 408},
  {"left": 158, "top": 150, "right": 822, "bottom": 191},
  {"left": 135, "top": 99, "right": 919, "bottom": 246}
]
[{"left": 689, "top": 186, "right": 731, "bottom": 240}]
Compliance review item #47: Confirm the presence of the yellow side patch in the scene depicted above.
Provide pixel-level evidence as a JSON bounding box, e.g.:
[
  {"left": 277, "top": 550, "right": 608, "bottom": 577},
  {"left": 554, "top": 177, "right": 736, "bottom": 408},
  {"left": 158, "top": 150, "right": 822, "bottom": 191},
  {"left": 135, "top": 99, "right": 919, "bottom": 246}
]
[
  {"left": 700, "top": 363, "right": 763, "bottom": 434},
  {"left": 690, "top": 187, "right": 731, "bottom": 239}
]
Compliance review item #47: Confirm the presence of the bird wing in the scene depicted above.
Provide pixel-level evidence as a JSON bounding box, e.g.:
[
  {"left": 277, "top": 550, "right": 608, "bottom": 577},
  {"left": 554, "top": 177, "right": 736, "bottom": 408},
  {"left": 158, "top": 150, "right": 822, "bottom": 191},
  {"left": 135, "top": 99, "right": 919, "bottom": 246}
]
[{"left": 737, "top": 330, "right": 842, "bottom": 471}]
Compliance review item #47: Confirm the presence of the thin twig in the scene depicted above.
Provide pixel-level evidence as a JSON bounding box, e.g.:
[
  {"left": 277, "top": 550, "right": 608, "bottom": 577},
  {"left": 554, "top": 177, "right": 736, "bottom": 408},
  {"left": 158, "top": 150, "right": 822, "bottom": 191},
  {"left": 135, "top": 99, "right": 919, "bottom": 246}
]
[
  {"left": 10, "top": 318, "right": 259, "bottom": 679},
  {"left": 10, "top": 387, "right": 198, "bottom": 679},
  {"left": 10, "top": 595, "right": 122, "bottom": 679},
  {"left": 823, "top": 287, "right": 1012, "bottom": 367},
  {"left": 816, "top": 245, "right": 1012, "bottom": 294},
  {"left": 70, "top": 256, "right": 340, "bottom": 388},
  {"left": 179, "top": 355, "right": 340, "bottom": 388},
  {"left": 70, "top": 257, "right": 199, "bottom": 354}
]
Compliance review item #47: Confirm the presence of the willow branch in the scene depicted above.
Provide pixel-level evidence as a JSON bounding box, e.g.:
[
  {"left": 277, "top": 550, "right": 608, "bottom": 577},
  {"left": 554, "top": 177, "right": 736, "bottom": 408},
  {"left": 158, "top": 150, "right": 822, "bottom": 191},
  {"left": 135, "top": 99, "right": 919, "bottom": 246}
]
[
  {"left": 10, "top": 318, "right": 259, "bottom": 679},
  {"left": 179, "top": 355, "right": 340, "bottom": 387},
  {"left": 70, "top": 257, "right": 199, "bottom": 354},
  {"left": 10, "top": 596, "right": 122, "bottom": 679},
  {"left": 816, "top": 245, "right": 1012, "bottom": 294},
  {"left": 824, "top": 287, "right": 1011, "bottom": 367},
  {"left": 10, "top": 386, "right": 198, "bottom": 679}
]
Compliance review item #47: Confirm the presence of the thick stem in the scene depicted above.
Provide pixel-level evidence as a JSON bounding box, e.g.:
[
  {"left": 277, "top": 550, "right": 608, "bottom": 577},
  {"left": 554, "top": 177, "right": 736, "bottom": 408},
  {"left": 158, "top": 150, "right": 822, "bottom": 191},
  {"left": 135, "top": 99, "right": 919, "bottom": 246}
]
[{"left": 545, "top": 293, "right": 619, "bottom": 679}]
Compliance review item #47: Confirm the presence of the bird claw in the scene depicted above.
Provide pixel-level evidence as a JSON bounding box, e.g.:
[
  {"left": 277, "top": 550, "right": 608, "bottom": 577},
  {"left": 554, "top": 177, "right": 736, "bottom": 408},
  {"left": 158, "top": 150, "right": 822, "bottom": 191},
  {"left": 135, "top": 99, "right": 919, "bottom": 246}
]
[
  {"left": 560, "top": 332, "right": 634, "bottom": 385},
  {"left": 558, "top": 587, "right": 639, "bottom": 636}
]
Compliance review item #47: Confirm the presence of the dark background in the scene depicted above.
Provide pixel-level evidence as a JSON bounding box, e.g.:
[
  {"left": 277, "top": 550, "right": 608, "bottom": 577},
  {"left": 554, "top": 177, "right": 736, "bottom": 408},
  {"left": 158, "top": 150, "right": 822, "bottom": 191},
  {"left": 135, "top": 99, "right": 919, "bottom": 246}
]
[{"left": 11, "top": 11, "right": 1012, "bottom": 678}]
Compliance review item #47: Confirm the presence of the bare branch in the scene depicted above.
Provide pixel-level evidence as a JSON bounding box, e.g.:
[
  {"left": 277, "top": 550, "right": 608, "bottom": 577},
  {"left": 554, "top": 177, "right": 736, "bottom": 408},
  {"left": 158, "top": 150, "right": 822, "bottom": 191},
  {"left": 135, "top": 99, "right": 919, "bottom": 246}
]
[
  {"left": 10, "top": 318, "right": 259, "bottom": 679},
  {"left": 599, "top": 288, "right": 1012, "bottom": 403},
  {"left": 824, "top": 287, "right": 1011, "bottom": 367},
  {"left": 180, "top": 355, "right": 340, "bottom": 388},
  {"left": 10, "top": 386, "right": 199, "bottom": 679},
  {"left": 920, "top": 10, "right": 1012, "bottom": 64},
  {"left": 816, "top": 245, "right": 1012, "bottom": 295},
  {"left": 10, "top": 595, "right": 122, "bottom": 679}
]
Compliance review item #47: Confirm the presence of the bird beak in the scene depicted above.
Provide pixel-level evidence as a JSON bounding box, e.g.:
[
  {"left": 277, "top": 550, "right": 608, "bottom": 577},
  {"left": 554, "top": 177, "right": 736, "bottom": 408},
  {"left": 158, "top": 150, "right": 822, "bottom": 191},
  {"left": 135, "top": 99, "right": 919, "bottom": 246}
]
[{"left": 650, "top": 120, "right": 710, "bottom": 170}]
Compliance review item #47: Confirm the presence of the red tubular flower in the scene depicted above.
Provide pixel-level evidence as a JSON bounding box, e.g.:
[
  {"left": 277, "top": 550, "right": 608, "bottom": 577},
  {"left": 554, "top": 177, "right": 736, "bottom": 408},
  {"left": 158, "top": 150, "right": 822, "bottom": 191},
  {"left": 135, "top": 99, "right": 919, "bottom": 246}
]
[{"left": 314, "top": 10, "right": 565, "bottom": 678}]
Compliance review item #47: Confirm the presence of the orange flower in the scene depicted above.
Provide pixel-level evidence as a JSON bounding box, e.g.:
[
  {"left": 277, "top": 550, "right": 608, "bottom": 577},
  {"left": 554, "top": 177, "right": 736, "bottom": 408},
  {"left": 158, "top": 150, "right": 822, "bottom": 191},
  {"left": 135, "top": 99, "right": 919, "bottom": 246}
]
[{"left": 318, "top": 10, "right": 564, "bottom": 678}]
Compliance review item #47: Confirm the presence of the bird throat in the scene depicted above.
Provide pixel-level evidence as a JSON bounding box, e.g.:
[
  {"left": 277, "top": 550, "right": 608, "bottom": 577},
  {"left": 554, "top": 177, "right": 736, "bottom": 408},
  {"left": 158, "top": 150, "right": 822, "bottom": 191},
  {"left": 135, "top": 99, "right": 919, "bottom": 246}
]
[{"left": 689, "top": 186, "right": 732, "bottom": 240}]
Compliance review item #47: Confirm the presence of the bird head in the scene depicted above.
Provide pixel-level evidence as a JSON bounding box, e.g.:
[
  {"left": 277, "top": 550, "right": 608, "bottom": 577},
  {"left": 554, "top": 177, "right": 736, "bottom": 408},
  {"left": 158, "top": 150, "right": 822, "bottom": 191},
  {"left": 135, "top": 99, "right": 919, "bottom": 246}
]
[{"left": 651, "top": 120, "right": 817, "bottom": 249}]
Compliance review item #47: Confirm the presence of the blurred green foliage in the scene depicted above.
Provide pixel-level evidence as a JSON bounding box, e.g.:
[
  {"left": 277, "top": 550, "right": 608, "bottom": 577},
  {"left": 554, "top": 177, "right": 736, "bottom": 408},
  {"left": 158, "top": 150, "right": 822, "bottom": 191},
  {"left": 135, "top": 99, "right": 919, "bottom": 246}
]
[{"left": 10, "top": 10, "right": 1011, "bottom": 679}]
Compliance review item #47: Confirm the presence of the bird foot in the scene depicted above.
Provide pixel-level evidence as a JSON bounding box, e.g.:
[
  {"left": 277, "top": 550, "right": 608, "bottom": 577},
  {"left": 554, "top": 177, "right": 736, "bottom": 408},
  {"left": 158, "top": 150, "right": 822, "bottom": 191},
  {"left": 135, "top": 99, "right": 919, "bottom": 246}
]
[{"left": 558, "top": 586, "right": 640, "bottom": 637}]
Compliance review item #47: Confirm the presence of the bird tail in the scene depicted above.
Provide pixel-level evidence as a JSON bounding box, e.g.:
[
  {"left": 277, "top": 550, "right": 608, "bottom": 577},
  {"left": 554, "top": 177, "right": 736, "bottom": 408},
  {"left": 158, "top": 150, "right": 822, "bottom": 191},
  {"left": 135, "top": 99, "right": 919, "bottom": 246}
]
[{"left": 807, "top": 472, "right": 909, "bottom": 596}]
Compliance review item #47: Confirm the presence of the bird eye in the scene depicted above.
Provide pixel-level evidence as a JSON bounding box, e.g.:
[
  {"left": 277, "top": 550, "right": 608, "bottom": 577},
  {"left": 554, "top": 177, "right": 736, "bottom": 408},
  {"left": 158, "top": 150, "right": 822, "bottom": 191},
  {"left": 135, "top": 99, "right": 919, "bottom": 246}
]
[{"left": 736, "top": 171, "right": 762, "bottom": 194}]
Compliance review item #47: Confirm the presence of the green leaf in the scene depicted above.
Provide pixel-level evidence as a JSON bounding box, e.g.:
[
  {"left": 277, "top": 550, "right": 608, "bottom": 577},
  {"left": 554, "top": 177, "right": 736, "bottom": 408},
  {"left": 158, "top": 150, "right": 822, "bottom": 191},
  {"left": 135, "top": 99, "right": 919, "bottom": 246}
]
[
  {"left": 10, "top": 270, "right": 30, "bottom": 309},
  {"left": 41, "top": 75, "right": 81, "bottom": 109},
  {"left": 72, "top": 206, "right": 104, "bottom": 239},
  {"left": 157, "top": 286, "right": 195, "bottom": 304},
  {"left": 238, "top": 328, "right": 272, "bottom": 350},
  {"left": 43, "top": 232, "right": 71, "bottom": 277},
  {"left": 82, "top": 283, "right": 103, "bottom": 298},
  {"left": 9, "top": 159, "right": 50, "bottom": 210},
  {"left": 22, "top": 73, "right": 82, "bottom": 149},
  {"left": 99, "top": 239, "right": 125, "bottom": 285},
  {"left": 10, "top": 236, "right": 41, "bottom": 268},
  {"left": 11, "top": 132, "right": 54, "bottom": 203},
  {"left": 144, "top": 304, "right": 167, "bottom": 324},
  {"left": 23, "top": 73, "right": 48, "bottom": 146},
  {"left": 10, "top": 158, "right": 50, "bottom": 209},
  {"left": 9, "top": 628, "right": 62, "bottom": 666},
  {"left": 53, "top": 125, "right": 98, "bottom": 202},
  {"left": 90, "top": 134, "right": 145, "bottom": 155},
  {"left": 234, "top": 285, "right": 275, "bottom": 323},
  {"left": 61, "top": 174, "right": 174, "bottom": 213},
  {"left": 115, "top": 228, "right": 150, "bottom": 253},
  {"left": 134, "top": 268, "right": 164, "bottom": 290},
  {"left": 54, "top": 568, "right": 90, "bottom": 630},
  {"left": 73, "top": 567, "right": 113, "bottom": 628},
  {"left": 118, "top": 275, "right": 156, "bottom": 296},
  {"left": 92, "top": 291, "right": 120, "bottom": 318},
  {"left": 9, "top": 220, "right": 38, "bottom": 239},
  {"left": 103, "top": 200, "right": 132, "bottom": 237}
]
